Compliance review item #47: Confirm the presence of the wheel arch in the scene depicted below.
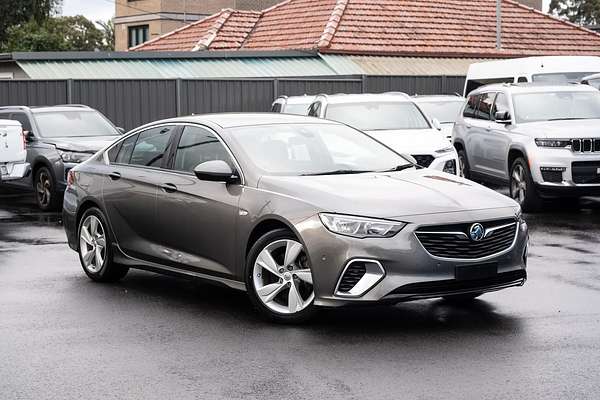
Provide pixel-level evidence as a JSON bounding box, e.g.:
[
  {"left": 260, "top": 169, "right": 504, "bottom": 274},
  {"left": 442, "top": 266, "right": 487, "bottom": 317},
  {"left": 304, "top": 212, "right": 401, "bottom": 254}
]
[
  {"left": 245, "top": 217, "right": 298, "bottom": 257},
  {"left": 508, "top": 145, "right": 529, "bottom": 174}
]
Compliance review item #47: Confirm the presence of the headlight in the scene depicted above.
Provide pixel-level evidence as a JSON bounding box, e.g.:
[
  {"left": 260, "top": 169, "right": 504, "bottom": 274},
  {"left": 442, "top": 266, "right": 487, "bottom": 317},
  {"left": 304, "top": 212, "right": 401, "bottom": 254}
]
[
  {"left": 435, "top": 146, "right": 455, "bottom": 155},
  {"left": 57, "top": 150, "right": 92, "bottom": 163},
  {"left": 534, "top": 138, "right": 571, "bottom": 148},
  {"left": 319, "top": 213, "right": 406, "bottom": 238}
]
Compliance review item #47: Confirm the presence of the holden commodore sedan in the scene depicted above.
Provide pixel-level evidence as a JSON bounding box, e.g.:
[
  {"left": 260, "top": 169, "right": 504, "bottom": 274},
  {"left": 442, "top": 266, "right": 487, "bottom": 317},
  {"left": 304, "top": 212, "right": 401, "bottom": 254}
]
[{"left": 63, "top": 113, "right": 528, "bottom": 323}]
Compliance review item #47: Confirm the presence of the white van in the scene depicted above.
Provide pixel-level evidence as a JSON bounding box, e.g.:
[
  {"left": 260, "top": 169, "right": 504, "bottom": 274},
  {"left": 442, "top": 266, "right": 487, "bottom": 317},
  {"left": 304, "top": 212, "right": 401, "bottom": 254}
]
[
  {"left": 0, "top": 119, "right": 29, "bottom": 181},
  {"left": 464, "top": 56, "right": 600, "bottom": 95}
]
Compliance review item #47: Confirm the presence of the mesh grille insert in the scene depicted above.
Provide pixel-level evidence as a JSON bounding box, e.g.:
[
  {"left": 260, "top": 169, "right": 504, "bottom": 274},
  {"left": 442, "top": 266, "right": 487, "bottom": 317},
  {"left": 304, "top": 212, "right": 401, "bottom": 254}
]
[{"left": 337, "top": 262, "right": 367, "bottom": 293}]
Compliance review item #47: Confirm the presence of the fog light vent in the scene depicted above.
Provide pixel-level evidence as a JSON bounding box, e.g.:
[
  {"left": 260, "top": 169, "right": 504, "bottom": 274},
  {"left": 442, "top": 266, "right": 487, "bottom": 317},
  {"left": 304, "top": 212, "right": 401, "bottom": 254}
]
[
  {"left": 335, "top": 259, "right": 385, "bottom": 297},
  {"left": 540, "top": 167, "right": 565, "bottom": 183}
]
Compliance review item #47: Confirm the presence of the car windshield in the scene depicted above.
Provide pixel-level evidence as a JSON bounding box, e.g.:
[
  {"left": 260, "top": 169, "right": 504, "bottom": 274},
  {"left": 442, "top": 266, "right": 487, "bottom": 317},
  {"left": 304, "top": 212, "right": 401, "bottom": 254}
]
[
  {"left": 416, "top": 101, "right": 464, "bottom": 123},
  {"left": 325, "top": 102, "right": 431, "bottom": 131},
  {"left": 512, "top": 91, "right": 600, "bottom": 123},
  {"left": 33, "top": 110, "right": 119, "bottom": 138},
  {"left": 282, "top": 103, "right": 311, "bottom": 115},
  {"left": 228, "top": 123, "right": 412, "bottom": 176}
]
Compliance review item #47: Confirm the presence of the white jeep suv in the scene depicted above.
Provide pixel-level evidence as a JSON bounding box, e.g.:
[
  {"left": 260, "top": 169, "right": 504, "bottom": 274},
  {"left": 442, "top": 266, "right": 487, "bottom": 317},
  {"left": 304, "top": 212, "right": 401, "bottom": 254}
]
[
  {"left": 453, "top": 83, "right": 600, "bottom": 211},
  {"left": 307, "top": 93, "right": 458, "bottom": 175}
]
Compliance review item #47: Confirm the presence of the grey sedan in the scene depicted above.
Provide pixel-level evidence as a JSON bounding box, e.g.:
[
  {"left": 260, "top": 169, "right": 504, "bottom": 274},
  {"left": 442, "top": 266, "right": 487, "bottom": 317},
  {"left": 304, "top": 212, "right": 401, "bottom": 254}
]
[{"left": 63, "top": 114, "right": 529, "bottom": 323}]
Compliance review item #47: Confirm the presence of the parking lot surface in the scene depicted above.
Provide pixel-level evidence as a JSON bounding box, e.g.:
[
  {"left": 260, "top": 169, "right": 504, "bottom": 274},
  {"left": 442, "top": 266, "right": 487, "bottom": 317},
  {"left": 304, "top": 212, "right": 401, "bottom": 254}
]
[{"left": 1, "top": 187, "right": 599, "bottom": 400}]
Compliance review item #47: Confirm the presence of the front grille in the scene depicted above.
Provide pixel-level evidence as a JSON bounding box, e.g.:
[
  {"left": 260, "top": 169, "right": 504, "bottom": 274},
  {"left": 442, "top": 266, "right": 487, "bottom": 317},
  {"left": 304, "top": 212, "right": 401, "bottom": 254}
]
[
  {"left": 389, "top": 269, "right": 526, "bottom": 296},
  {"left": 415, "top": 218, "right": 518, "bottom": 260},
  {"left": 572, "top": 161, "right": 600, "bottom": 184},
  {"left": 412, "top": 154, "right": 435, "bottom": 168},
  {"left": 572, "top": 138, "right": 600, "bottom": 153},
  {"left": 337, "top": 262, "right": 367, "bottom": 293}
]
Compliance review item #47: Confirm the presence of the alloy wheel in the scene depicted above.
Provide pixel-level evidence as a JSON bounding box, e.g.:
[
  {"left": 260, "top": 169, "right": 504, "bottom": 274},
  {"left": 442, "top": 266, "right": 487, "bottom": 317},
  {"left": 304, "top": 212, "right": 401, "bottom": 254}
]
[
  {"left": 252, "top": 239, "right": 314, "bottom": 315},
  {"left": 458, "top": 154, "right": 466, "bottom": 177},
  {"left": 36, "top": 170, "right": 52, "bottom": 208},
  {"left": 79, "top": 215, "right": 107, "bottom": 273},
  {"left": 511, "top": 164, "right": 527, "bottom": 205}
]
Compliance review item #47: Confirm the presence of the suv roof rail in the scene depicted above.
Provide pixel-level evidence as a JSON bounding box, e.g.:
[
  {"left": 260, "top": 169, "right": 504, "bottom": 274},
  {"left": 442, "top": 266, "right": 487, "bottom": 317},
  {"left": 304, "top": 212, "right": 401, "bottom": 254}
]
[
  {"left": 383, "top": 91, "right": 411, "bottom": 99},
  {"left": 46, "top": 104, "right": 91, "bottom": 108},
  {"left": 0, "top": 105, "right": 30, "bottom": 111}
]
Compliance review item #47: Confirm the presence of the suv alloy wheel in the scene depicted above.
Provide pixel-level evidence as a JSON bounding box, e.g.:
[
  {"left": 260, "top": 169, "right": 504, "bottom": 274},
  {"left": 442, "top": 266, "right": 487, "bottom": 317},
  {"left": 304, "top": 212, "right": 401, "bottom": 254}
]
[{"left": 509, "top": 157, "right": 541, "bottom": 212}]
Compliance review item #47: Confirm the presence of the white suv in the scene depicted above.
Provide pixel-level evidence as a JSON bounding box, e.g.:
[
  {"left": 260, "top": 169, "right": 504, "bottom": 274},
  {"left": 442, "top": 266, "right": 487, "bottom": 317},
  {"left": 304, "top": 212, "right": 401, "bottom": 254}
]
[
  {"left": 453, "top": 83, "right": 600, "bottom": 211},
  {"left": 307, "top": 93, "right": 458, "bottom": 175}
]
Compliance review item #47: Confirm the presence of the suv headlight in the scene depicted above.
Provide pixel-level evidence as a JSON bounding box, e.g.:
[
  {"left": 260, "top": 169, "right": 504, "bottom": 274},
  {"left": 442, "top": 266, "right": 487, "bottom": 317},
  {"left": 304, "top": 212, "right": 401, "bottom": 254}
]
[
  {"left": 435, "top": 146, "right": 455, "bottom": 155},
  {"left": 319, "top": 213, "right": 406, "bottom": 238},
  {"left": 535, "top": 138, "right": 571, "bottom": 148},
  {"left": 57, "top": 149, "right": 92, "bottom": 163}
]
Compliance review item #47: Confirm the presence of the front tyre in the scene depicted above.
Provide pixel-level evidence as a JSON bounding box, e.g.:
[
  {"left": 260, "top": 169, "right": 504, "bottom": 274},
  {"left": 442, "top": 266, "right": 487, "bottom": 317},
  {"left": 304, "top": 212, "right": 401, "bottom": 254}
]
[
  {"left": 78, "top": 207, "right": 128, "bottom": 283},
  {"left": 34, "top": 166, "right": 61, "bottom": 211},
  {"left": 457, "top": 148, "right": 471, "bottom": 179},
  {"left": 509, "top": 157, "right": 541, "bottom": 212},
  {"left": 246, "top": 229, "right": 316, "bottom": 323}
]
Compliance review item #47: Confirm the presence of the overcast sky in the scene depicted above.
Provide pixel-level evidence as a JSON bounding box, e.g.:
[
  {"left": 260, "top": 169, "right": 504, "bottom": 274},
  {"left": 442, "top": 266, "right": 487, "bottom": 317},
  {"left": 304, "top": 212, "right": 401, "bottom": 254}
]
[{"left": 60, "top": 0, "right": 552, "bottom": 23}]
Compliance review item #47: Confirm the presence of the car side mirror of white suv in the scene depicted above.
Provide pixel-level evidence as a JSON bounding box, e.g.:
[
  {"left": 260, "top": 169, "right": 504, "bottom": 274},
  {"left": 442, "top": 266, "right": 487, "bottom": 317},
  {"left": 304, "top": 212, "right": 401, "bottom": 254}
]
[
  {"left": 494, "top": 111, "right": 511, "bottom": 124},
  {"left": 431, "top": 118, "right": 442, "bottom": 131}
]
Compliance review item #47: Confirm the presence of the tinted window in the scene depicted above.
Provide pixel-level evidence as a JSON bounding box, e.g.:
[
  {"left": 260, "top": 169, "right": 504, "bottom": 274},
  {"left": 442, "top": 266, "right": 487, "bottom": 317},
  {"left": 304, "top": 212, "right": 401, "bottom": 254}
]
[
  {"left": 476, "top": 93, "right": 495, "bottom": 120},
  {"left": 227, "top": 123, "right": 411, "bottom": 176},
  {"left": 271, "top": 103, "right": 282, "bottom": 113},
  {"left": 107, "top": 142, "right": 121, "bottom": 163},
  {"left": 492, "top": 93, "right": 510, "bottom": 118},
  {"left": 463, "top": 95, "right": 480, "bottom": 118},
  {"left": 115, "top": 133, "right": 138, "bottom": 164},
  {"left": 532, "top": 72, "right": 595, "bottom": 83},
  {"left": 10, "top": 113, "right": 32, "bottom": 132},
  {"left": 512, "top": 91, "right": 600, "bottom": 123},
  {"left": 173, "top": 126, "right": 233, "bottom": 173},
  {"left": 325, "top": 102, "right": 430, "bottom": 130},
  {"left": 32, "top": 110, "right": 118, "bottom": 138},
  {"left": 130, "top": 126, "right": 175, "bottom": 168}
]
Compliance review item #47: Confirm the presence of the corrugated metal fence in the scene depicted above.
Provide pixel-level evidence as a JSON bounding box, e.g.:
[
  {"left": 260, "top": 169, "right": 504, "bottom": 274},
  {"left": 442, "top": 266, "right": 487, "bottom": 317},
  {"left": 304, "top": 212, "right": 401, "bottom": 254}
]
[{"left": 0, "top": 76, "right": 465, "bottom": 130}]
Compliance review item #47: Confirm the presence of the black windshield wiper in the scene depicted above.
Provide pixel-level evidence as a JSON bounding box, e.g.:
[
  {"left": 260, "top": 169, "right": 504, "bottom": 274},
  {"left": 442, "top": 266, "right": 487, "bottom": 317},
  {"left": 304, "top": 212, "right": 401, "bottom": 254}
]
[
  {"left": 301, "top": 169, "right": 372, "bottom": 176},
  {"left": 377, "top": 164, "right": 416, "bottom": 173}
]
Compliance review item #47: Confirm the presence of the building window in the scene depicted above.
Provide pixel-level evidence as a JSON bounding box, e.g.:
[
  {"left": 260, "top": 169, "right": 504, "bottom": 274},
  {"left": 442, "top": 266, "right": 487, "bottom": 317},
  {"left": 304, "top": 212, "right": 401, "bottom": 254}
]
[{"left": 128, "top": 25, "right": 149, "bottom": 48}]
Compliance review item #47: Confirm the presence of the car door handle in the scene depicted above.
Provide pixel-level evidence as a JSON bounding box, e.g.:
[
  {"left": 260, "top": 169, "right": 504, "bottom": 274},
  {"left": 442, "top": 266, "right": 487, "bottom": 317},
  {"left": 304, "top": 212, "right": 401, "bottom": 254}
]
[
  {"left": 108, "top": 172, "right": 121, "bottom": 181},
  {"left": 160, "top": 183, "right": 178, "bottom": 193}
]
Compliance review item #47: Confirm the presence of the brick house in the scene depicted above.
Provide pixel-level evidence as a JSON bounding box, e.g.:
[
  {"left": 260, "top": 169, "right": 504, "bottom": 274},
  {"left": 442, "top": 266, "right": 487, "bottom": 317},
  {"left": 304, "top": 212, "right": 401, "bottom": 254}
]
[{"left": 115, "top": 0, "right": 281, "bottom": 51}]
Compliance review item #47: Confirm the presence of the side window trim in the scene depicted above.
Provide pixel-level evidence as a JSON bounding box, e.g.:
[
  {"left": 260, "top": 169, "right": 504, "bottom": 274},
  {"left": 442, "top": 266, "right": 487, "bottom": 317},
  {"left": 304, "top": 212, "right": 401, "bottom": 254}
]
[{"left": 108, "top": 123, "right": 180, "bottom": 168}]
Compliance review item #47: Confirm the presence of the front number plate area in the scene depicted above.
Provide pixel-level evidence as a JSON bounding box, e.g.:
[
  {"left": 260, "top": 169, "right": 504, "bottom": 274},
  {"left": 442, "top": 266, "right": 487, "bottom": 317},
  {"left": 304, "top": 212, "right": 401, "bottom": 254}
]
[{"left": 455, "top": 263, "right": 498, "bottom": 281}]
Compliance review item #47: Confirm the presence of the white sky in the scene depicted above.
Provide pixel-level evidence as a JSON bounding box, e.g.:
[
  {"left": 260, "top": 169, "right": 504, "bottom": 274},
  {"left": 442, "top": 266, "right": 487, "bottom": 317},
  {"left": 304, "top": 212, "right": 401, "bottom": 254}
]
[{"left": 60, "top": 0, "right": 552, "bottom": 23}]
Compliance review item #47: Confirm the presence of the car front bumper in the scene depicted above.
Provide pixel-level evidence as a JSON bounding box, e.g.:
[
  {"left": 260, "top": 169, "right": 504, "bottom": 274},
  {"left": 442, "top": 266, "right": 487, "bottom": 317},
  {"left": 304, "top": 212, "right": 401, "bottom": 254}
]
[
  {"left": 428, "top": 150, "right": 459, "bottom": 175},
  {"left": 296, "top": 208, "right": 528, "bottom": 307}
]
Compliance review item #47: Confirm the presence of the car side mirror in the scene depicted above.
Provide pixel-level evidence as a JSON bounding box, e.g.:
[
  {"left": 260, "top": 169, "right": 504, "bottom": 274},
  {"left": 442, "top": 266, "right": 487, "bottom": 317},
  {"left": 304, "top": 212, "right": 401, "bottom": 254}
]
[
  {"left": 431, "top": 118, "right": 442, "bottom": 131},
  {"left": 23, "top": 130, "right": 36, "bottom": 142},
  {"left": 494, "top": 111, "right": 511, "bottom": 124},
  {"left": 117, "top": 127, "right": 125, "bottom": 134},
  {"left": 193, "top": 160, "right": 239, "bottom": 184}
]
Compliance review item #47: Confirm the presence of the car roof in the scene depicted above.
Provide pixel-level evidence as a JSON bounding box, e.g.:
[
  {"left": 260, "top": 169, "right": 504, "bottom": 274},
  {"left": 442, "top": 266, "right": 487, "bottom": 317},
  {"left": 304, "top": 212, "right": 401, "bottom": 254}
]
[
  {"left": 0, "top": 105, "right": 94, "bottom": 113},
  {"left": 315, "top": 93, "right": 413, "bottom": 104},
  {"left": 470, "top": 82, "right": 598, "bottom": 95},
  {"left": 156, "top": 113, "right": 338, "bottom": 129}
]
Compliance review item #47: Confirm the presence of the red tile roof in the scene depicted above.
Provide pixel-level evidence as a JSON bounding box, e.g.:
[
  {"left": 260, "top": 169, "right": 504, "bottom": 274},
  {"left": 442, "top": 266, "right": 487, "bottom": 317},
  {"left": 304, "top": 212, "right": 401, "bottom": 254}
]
[{"left": 133, "top": 0, "right": 600, "bottom": 57}]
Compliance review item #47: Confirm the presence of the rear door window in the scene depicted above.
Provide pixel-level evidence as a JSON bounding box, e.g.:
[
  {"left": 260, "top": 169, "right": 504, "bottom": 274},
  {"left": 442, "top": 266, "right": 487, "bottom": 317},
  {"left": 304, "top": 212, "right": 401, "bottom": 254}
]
[
  {"left": 130, "top": 126, "right": 175, "bottom": 168},
  {"left": 115, "top": 133, "right": 138, "bottom": 164},
  {"left": 171, "top": 125, "right": 233, "bottom": 173},
  {"left": 463, "top": 95, "right": 480, "bottom": 118}
]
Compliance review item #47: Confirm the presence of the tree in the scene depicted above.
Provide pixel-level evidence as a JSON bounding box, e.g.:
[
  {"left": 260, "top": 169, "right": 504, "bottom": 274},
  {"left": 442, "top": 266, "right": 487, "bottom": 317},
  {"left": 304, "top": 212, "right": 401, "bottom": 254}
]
[
  {"left": 97, "top": 19, "right": 115, "bottom": 51},
  {"left": 4, "top": 16, "right": 109, "bottom": 52},
  {"left": 549, "top": 0, "right": 600, "bottom": 25},
  {"left": 0, "top": 0, "right": 62, "bottom": 49}
]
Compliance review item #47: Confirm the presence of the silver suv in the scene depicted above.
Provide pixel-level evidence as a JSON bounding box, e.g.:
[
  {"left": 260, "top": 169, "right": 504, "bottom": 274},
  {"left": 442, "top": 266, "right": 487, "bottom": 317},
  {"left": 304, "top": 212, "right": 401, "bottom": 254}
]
[{"left": 453, "top": 83, "right": 600, "bottom": 211}]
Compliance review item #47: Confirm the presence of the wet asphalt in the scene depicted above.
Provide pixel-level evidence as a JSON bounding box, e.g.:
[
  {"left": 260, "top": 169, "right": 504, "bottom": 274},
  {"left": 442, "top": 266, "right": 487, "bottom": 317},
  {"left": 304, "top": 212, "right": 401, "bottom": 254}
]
[{"left": 1, "top": 186, "right": 599, "bottom": 400}]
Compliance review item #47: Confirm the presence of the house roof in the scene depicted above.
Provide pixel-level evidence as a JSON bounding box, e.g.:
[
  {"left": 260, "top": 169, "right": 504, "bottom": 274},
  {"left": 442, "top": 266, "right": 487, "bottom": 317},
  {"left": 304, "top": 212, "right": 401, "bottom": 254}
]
[{"left": 132, "top": 0, "right": 600, "bottom": 57}]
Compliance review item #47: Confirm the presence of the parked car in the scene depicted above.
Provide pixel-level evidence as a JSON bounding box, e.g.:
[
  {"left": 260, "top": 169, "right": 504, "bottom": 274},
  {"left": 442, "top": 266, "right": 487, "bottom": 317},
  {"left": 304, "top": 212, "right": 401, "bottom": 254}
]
[
  {"left": 0, "top": 119, "right": 29, "bottom": 181},
  {"left": 307, "top": 93, "right": 459, "bottom": 175},
  {"left": 271, "top": 95, "right": 315, "bottom": 115},
  {"left": 413, "top": 95, "right": 465, "bottom": 141},
  {"left": 63, "top": 113, "right": 528, "bottom": 323},
  {"left": 453, "top": 83, "right": 600, "bottom": 211},
  {"left": 465, "top": 56, "right": 600, "bottom": 95},
  {"left": 0, "top": 105, "right": 123, "bottom": 210}
]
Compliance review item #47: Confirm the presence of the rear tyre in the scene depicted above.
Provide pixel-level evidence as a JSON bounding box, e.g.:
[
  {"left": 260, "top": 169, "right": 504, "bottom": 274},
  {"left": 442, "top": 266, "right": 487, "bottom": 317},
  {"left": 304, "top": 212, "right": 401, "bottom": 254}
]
[
  {"left": 509, "top": 157, "right": 541, "bottom": 212},
  {"left": 457, "top": 148, "right": 471, "bottom": 179},
  {"left": 34, "top": 166, "right": 61, "bottom": 211},
  {"left": 78, "top": 207, "right": 128, "bottom": 283},
  {"left": 246, "top": 229, "right": 316, "bottom": 323},
  {"left": 443, "top": 292, "right": 483, "bottom": 303}
]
